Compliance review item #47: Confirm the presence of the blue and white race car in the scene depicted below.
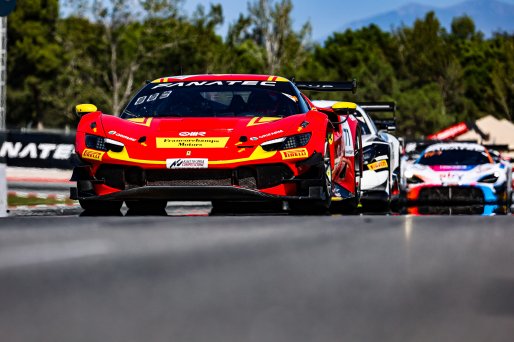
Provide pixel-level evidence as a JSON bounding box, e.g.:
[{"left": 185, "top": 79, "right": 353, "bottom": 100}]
[{"left": 404, "top": 142, "right": 512, "bottom": 204}]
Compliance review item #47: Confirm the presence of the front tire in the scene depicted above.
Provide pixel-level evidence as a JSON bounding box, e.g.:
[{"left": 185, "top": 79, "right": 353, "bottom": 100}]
[{"left": 290, "top": 138, "right": 332, "bottom": 215}]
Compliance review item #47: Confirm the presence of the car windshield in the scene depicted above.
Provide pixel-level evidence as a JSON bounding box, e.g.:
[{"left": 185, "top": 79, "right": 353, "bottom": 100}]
[
  {"left": 417, "top": 149, "right": 492, "bottom": 166},
  {"left": 121, "top": 81, "right": 303, "bottom": 118},
  {"left": 358, "top": 118, "right": 372, "bottom": 135}
]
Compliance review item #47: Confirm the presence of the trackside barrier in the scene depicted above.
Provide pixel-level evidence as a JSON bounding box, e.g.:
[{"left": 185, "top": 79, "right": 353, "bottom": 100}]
[
  {"left": 0, "top": 130, "right": 75, "bottom": 169},
  {"left": 0, "top": 162, "right": 6, "bottom": 217},
  {"left": 0, "top": 132, "right": 6, "bottom": 217}
]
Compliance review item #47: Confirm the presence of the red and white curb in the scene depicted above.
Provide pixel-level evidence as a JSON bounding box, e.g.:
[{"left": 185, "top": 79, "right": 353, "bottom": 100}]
[
  {"left": 7, "top": 191, "right": 79, "bottom": 210},
  {"left": 8, "top": 191, "right": 69, "bottom": 201}
]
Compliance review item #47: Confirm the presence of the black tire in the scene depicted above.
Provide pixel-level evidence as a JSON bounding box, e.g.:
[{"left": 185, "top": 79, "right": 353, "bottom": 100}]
[
  {"left": 125, "top": 200, "right": 168, "bottom": 214},
  {"left": 79, "top": 199, "right": 122, "bottom": 213},
  {"left": 290, "top": 138, "right": 332, "bottom": 215}
]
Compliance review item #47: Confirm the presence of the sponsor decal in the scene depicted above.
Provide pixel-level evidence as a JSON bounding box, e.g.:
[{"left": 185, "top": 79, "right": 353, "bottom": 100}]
[
  {"left": 82, "top": 149, "right": 105, "bottom": 161},
  {"left": 152, "top": 81, "right": 277, "bottom": 89},
  {"left": 280, "top": 148, "right": 309, "bottom": 160},
  {"left": 107, "top": 131, "right": 137, "bottom": 142},
  {"left": 251, "top": 130, "right": 284, "bottom": 141},
  {"left": 429, "top": 165, "right": 474, "bottom": 171},
  {"left": 368, "top": 160, "right": 388, "bottom": 171},
  {"left": 166, "top": 158, "right": 208, "bottom": 169},
  {"left": 0, "top": 142, "right": 74, "bottom": 161},
  {"left": 179, "top": 132, "right": 206, "bottom": 137},
  {"left": 425, "top": 142, "right": 485, "bottom": 153},
  {"left": 156, "top": 137, "right": 229, "bottom": 148}
]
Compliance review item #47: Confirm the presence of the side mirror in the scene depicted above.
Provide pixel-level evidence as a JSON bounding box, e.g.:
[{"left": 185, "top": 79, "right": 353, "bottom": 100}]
[
  {"left": 75, "top": 104, "right": 98, "bottom": 118},
  {"left": 331, "top": 101, "right": 357, "bottom": 115}
]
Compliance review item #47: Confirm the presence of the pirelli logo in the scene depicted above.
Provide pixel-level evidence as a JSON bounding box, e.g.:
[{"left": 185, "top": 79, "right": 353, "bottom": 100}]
[
  {"left": 280, "top": 148, "right": 309, "bottom": 160},
  {"left": 156, "top": 137, "right": 229, "bottom": 148},
  {"left": 82, "top": 149, "right": 105, "bottom": 161},
  {"left": 368, "top": 160, "right": 388, "bottom": 171}
]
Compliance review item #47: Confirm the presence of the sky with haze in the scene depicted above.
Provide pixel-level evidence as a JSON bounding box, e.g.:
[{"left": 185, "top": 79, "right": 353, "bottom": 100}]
[{"left": 183, "top": 0, "right": 514, "bottom": 39}]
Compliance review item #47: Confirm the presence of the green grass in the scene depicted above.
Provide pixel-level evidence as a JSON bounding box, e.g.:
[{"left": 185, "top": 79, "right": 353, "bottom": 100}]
[{"left": 8, "top": 194, "right": 76, "bottom": 207}]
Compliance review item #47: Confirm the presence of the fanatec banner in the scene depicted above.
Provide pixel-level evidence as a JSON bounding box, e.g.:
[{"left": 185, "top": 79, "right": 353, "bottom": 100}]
[{"left": 0, "top": 131, "right": 75, "bottom": 169}]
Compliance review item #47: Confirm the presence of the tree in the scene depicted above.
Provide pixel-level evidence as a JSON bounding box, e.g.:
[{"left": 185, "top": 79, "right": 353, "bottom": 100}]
[
  {"left": 7, "top": 0, "right": 62, "bottom": 128},
  {"left": 65, "top": 0, "right": 185, "bottom": 115},
  {"left": 228, "top": 0, "right": 311, "bottom": 74}
]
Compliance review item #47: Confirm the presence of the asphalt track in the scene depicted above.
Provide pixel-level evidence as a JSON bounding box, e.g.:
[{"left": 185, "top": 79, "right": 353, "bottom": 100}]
[{"left": 1, "top": 211, "right": 514, "bottom": 342}]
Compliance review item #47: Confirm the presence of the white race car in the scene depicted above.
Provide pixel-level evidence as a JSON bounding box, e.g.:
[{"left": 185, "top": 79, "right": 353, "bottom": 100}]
[
  {"left": 404, "top": 142, "right": 512, "bottom": 204},
  {"left": 312, "top": 101, "right": 401, "bottom": 209}
]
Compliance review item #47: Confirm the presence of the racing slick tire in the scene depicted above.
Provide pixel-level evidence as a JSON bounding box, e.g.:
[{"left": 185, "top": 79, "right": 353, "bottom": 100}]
[
  {"left": 79, "top": 199, "right": 123, "bottom": 213},
  {"left": 290, "top": 139, "right": 332, "bottom": 215},
  {"left": 125, "top": 200, "right": 168, "bottom": 214},
  {"left": 330, "top": 128, "right": 362, "bottom": 215}
]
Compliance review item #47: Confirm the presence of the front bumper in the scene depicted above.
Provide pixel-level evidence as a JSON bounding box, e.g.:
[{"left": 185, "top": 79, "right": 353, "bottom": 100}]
[
  {"left": 71, "top": 185, "right": 328, "bottom": 202},
  {"left": 71, "top": 153, "right": 329, "bottom": 202},
  {"left": 406, "top": 183, "right": 503, "bottom": 204}
]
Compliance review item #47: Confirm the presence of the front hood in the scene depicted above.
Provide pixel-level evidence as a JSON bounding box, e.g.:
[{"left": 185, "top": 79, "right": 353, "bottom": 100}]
[{"left": 97, "top": 113, "right": 316, "bottom": 164}]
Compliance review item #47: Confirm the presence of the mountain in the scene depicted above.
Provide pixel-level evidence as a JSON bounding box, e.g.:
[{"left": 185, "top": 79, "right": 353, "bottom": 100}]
[{"left": 337, "top": 0, "right": 514, "bottom": 36}]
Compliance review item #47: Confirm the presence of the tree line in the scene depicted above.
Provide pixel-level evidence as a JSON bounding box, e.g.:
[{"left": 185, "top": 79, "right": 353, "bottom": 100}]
[{"left": 6, "top": 0, "right": 514, "bottom": 138}]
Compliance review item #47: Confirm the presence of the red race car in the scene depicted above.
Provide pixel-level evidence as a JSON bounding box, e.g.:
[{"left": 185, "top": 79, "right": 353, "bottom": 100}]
[{"left": 71, "top": 74, "right": 363, "bottom": 213}]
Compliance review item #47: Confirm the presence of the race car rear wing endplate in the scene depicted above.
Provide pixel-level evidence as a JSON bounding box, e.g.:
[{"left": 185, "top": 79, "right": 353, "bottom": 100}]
[
  {"left": 357, "top": 102, "right": 397, "bottom": 131},
  {"left": 295, "top": 80, "right": 357, "bottom": 93}
]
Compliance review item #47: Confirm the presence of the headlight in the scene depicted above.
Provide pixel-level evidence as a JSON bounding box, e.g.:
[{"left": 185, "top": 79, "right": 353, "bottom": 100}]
[
  {"left": 261, "top": 133, "right": 311, "bottom": 151},
  {"left": 363, "top": 143, "right": 389, "bottom": 163},
  {"left": 85, "top": 134, "right": 107, "bottom": 151},
  {"left": 407, "top": 175, "right": 424, "bottom": 184},
  {"left": 363, "top": 145, "right": 374, "bottom": 162},
  {"left": 105, "top": 138, "right": 125, "bottom": 152},
  {"left": 478, "top": 173, "right": 499, "bottom": 184},
  {"left": 85, "top": 134, "right": 124, "bottom": 152}
]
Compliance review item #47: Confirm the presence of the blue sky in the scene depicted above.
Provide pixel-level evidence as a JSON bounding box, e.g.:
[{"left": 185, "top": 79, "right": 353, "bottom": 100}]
[{"left": 183, "top": 0, "right": 514, "bottom": 38}]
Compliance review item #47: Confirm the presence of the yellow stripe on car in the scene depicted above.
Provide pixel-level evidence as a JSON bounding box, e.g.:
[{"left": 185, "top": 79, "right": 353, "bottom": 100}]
[{"left": 106, "top": 146, "right": 277, "bottom": 166}]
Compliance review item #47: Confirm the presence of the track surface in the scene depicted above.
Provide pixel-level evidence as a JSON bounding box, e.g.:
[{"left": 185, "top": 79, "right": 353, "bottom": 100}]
[{"left": 1, "top": 214, "right": 514, "bottom": 342}]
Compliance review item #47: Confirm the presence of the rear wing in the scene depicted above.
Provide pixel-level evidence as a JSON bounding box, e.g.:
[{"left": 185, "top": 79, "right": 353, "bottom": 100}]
[
  {"left": 357, "top": 102, "right": 397, "bottom": 132},
  {"left": 295, "top": 80, "right": 357, "bottom": 93},
  {"left": 357, "top": 102, "right": 396, "bottom": 112}
]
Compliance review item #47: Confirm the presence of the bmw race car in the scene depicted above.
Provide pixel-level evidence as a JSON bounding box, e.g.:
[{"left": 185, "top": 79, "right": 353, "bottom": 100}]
[
  {"left": 404, "top": 142, "right": 512, "bottom": 204},
  {"left": 312, "top": 101, "right": 401, "bottom": 209},
  {"left": 71, "top": 74, "right": 363, "bottom": 213}
]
